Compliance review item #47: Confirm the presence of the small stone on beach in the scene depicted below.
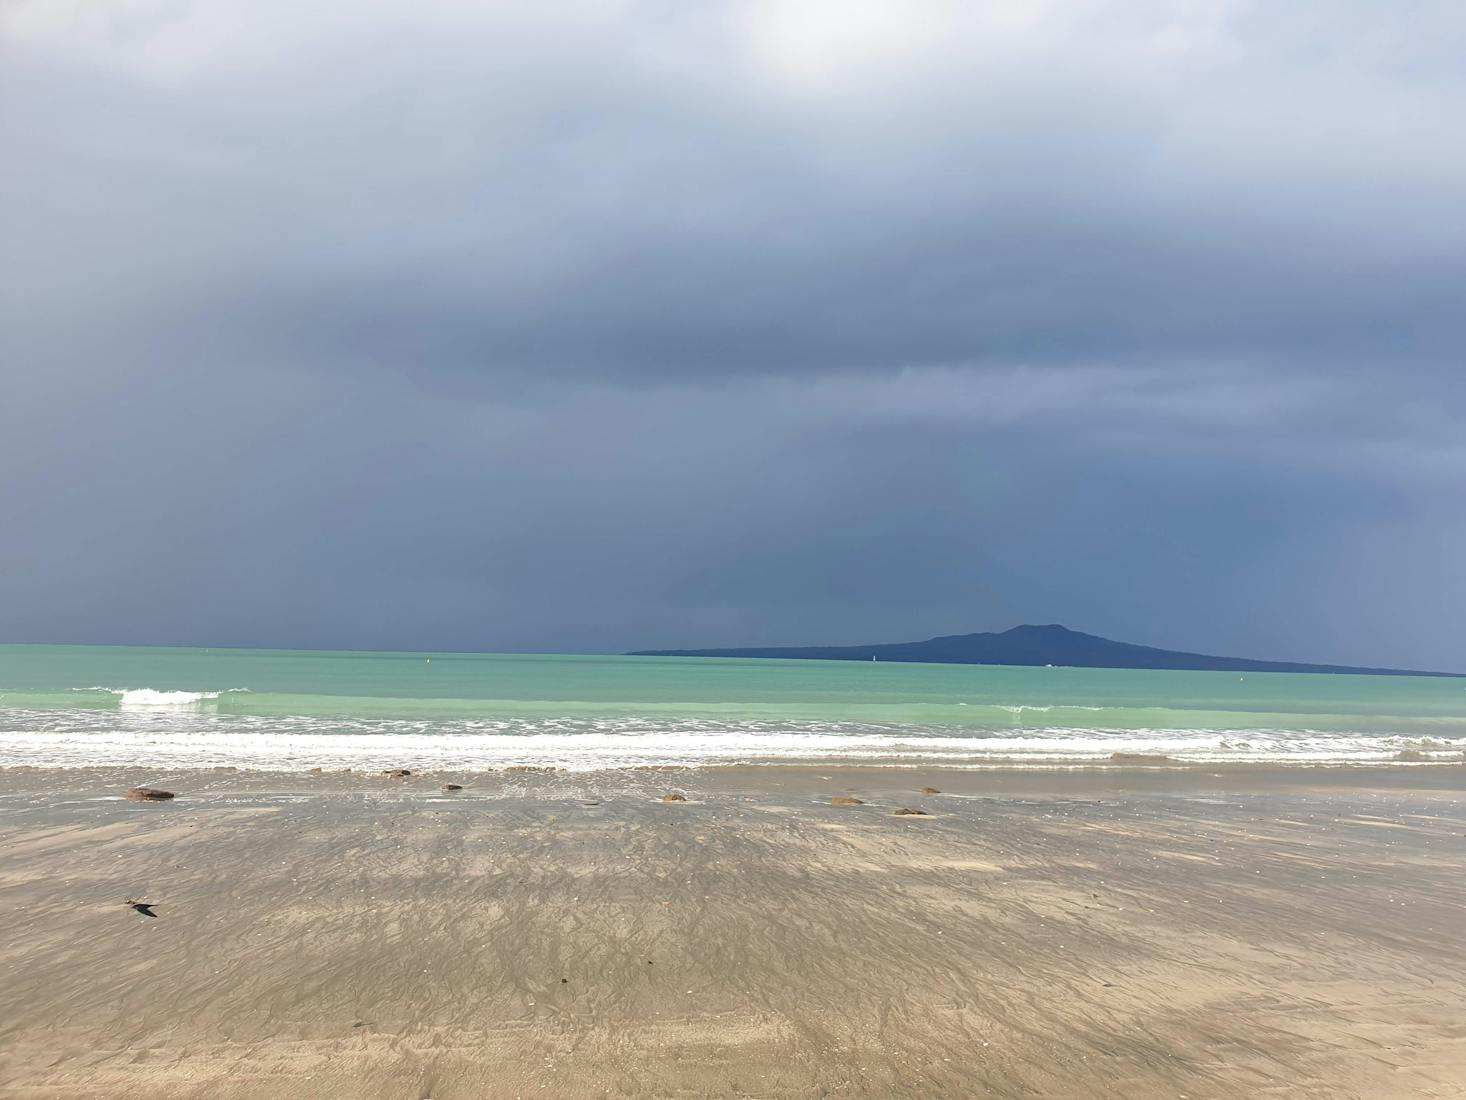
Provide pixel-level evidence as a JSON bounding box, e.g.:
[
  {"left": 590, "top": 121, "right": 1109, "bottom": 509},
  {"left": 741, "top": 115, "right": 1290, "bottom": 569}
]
[
  {"left": 442, "top": 783, "right": 463, "bottom": 791},
  {"left": 125, "top": 787, "right": 175, "bottom": 801},
  {"left": 894, "top": 807, "right": 929, "bottom": 816},
  {"left": 920, "top": 787, "right": 941, "bottom": 794},
  {"left": 381, "top": 769, "right": 412, "bottom": 778},
  {"left": 662, "top": 792, "right": 687, "bottom": 802},
  {"left": 831, "top": 797, "right": 863, "bottom": 806}
]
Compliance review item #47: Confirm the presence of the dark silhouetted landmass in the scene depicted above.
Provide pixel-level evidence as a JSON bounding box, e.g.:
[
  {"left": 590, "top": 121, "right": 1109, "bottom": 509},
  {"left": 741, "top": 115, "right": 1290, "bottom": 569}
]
[{"left": 631, "top": 624, "right": 1460, "bottom": 677}]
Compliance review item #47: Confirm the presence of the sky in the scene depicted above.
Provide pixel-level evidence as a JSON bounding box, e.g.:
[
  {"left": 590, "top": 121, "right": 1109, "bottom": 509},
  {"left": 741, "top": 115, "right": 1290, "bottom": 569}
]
[{"left": 2, "top": 0, "right": 1464, "bottom": 668}]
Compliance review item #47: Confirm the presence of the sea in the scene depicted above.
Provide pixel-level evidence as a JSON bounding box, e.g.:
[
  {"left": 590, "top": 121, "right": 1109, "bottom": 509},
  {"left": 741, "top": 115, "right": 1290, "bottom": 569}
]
[{"left": 1, "top": 644, "right": 1464, "bottom": 772}]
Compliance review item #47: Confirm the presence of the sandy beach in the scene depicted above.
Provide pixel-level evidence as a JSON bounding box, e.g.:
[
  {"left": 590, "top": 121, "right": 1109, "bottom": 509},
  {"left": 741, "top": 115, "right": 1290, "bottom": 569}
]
[{"left": 1, "top": 765, "right": 1463, "bottom": 1098}]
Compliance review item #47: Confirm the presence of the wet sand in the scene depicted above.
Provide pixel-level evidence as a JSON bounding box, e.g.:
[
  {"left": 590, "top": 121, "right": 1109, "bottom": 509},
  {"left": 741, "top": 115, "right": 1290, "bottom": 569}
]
[{"left": 1, "top": 765, "right": 1463, "bottom": 1098}]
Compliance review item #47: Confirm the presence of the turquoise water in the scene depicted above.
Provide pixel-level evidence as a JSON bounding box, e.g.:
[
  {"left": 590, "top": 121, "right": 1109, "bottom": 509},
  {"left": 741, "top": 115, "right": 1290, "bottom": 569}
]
[{"left": 1, "top": 644, "right": 1464, "bottom": 770}]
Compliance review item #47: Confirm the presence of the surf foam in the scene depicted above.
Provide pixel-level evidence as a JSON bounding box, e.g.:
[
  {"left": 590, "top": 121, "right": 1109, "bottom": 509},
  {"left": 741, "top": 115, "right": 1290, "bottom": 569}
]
[{"left": 0, "top": 708, "right": 1461, "bottom": 771}]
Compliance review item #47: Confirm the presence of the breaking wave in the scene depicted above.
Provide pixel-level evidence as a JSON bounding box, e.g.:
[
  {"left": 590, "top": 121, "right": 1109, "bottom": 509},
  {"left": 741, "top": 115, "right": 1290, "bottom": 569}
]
[
  {"left": 73, "top": 687, "right": 254, "bottom": 708},
  {"left": 114, "top": 689, "right": 222, "bottom": 707}
]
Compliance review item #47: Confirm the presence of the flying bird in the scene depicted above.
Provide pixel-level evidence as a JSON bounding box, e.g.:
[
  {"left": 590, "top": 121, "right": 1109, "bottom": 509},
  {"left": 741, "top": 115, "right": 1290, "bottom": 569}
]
[{"left": 125, "top": 899, "right": 158, "bottom": 918}]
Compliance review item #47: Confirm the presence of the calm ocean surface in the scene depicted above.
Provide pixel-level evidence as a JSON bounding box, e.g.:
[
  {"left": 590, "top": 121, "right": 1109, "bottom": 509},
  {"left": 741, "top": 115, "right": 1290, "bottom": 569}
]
[{"left": 2, "top": 644, "right": 1464, "bottom": 770}]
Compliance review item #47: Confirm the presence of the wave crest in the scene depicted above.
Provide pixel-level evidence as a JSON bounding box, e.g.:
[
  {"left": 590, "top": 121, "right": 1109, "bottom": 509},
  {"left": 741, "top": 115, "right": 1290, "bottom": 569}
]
[
  {"left": 119, "top": 689, "right": 221, "bottom": 706},
  {"left": 89, "top": 687, "right": 249, "bottom": 707}
]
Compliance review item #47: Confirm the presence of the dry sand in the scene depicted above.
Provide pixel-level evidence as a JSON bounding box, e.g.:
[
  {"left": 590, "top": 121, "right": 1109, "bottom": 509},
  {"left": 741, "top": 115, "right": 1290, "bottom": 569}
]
[{"left": 1, "top": 765, "right": 1463, "bottom": 1098}]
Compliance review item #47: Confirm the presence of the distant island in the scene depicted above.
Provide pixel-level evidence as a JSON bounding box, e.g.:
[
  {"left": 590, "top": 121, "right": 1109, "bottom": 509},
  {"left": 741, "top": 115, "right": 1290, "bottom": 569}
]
[{"left": 631, "top": 623, "right": 1461, "bottom": 677}]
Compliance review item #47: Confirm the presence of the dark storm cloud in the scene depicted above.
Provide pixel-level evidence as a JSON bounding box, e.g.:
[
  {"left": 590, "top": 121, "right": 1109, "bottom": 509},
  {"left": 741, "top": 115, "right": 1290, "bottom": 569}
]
[{"left": 2, "top": 1, "right": 1464, "bottom": 666}]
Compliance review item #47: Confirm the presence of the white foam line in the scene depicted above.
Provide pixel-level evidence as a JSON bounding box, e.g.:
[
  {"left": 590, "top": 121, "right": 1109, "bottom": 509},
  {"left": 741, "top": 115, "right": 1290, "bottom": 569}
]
[{"left": 0, "top": 707, "right": 1460, "bottom": 771}]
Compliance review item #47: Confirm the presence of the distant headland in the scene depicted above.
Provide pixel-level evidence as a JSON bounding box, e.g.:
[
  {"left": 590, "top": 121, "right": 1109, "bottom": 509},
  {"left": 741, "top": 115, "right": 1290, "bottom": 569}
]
[{"left": 630, "top": 623, "right": 1461, "bottom": 677}]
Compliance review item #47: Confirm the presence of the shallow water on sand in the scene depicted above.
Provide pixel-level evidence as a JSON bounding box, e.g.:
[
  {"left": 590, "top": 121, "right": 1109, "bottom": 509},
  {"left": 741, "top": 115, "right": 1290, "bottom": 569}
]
[{"left": 1, "top": 766, "right": 1464, "bottom": 1099}]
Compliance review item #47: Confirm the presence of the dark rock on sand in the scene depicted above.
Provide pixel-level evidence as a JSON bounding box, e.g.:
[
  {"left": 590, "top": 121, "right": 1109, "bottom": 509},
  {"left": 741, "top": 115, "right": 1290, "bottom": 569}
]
[
  {"left": 662, "top": 792, "right": 687, "bottom": 802},
  {"left": 831, "top": 797, "right": 864, "bottom": 806},
  {"left": 126, "top": 787, "right": 175, "bottom": 801},
  {"left": 381, "top": 769, "right": 412, "bottom": 778},
  {"left": 442, "top": 783, "right": 463, "bottom": 791},
  {"left": 920, "top": 786, "right": 941, "bottom": 794},
  {"left": 894, "top": 807, "right": 930, "bottom": 816}
]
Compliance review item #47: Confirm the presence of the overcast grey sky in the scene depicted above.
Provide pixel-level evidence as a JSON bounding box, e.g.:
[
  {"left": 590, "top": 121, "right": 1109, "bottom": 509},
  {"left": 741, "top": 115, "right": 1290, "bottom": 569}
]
[{"left": 3, "top": 0, "right": 1464, "bottom": 666}]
